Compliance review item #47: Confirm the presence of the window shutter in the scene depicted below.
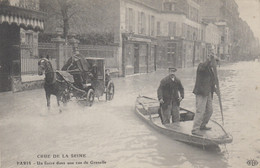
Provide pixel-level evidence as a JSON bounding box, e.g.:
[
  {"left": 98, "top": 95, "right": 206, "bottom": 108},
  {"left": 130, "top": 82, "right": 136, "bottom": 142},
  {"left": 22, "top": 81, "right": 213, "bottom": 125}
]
[
  {"left": 138, "top": 11, "right": 141, "bottom": 34},
  {"left": 148, "top": 14, "right": 150, "bottom": 36},
  {"left": 133, "top": 9, "right": 135, "bottom": 33},
  {"left": 168, "top": 22, "right": 172, "bottom": 36},
  {"left": 125, "top": 7, "right": 129, "bottom": 31},
  {"left": 173, "top": 22, "right": 176, "bottom": 36}
]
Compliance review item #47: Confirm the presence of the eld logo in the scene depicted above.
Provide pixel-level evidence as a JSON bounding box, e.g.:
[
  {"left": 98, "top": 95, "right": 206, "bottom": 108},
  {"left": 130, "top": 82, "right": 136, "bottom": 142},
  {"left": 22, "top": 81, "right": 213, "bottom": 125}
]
[{"left": 247, "top": 159, "right": 258, "bottom": 166}]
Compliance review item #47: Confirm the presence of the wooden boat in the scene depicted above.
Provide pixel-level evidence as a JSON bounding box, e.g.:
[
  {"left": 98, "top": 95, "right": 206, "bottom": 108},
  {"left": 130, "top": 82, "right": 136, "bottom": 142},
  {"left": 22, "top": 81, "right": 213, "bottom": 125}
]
[{"left": 135, "top": 96, "right": 233, "bottom": 147}]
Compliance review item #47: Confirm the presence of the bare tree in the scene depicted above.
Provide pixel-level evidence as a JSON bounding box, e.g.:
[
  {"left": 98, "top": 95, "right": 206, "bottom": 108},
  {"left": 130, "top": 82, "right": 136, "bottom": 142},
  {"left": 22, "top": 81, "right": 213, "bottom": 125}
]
[
  {"left": 57, "top": 0, "right": 79, "bottom": 40},
  {"left": 41, "top": 0, "right": 80, "bottom": 40},
  {"left": 41, "top": 0, "right": 117, "bottom": 45}
]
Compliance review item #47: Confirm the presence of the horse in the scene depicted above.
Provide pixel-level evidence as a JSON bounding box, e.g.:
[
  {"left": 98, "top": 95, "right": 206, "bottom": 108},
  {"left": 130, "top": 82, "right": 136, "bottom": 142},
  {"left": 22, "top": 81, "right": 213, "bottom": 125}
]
[{"left": 38, "top": 58, "right": 69, "bottom": 112}]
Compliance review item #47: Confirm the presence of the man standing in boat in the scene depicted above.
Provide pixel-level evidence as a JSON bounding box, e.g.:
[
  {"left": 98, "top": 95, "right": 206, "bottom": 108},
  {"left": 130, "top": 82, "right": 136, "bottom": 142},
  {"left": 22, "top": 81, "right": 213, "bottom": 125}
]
[
  {"left": 191, "top": 50, "right": 218, "bottom": 136},
  {"left": 157, "top": 67, "right": 184, "bottom": 124}
]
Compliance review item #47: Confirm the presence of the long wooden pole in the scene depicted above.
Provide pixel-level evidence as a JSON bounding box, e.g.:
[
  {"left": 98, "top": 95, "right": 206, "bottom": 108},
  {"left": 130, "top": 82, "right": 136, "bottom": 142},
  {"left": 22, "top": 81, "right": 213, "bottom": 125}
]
[{"left": 211, "top": 56, "right": 224, "bottom": 125}]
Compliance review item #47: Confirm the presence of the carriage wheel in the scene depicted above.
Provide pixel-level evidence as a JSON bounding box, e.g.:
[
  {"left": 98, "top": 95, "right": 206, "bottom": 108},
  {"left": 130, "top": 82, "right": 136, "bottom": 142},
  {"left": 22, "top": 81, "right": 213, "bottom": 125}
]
[
  {"left": 106, "top": 82, "right": 114, "bottom": 101},
  {"left": 86, "top": 89, "right": 95, "bottom": 106}
]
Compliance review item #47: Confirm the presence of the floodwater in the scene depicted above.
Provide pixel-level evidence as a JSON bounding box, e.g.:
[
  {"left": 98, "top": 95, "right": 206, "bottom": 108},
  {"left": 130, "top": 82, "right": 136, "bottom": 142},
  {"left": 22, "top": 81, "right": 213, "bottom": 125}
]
[{"left": 0, "top": 61, "right": 260, "bottom": 168}]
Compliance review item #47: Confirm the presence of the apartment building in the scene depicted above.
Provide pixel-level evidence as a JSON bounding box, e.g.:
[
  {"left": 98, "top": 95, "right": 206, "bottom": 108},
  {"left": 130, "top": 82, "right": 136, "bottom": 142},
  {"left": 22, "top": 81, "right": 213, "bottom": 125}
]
[
  {"left": 199, "top": 0, "right": 240, "bottom": 60},
  {"left": 43, "top": 0, "right": 233, "bottom": 75},
  {"left": 122, "top": 0, "right": 206, "bottom": 69},
  {"left": 215, "top": 21, "right": 232, "bottom": 60},
  {"left": 121, "top": 0, "right": 161, "bottom": 75},
  {"left": 156, "top": 0, "right": 203, "bottom": 67}
]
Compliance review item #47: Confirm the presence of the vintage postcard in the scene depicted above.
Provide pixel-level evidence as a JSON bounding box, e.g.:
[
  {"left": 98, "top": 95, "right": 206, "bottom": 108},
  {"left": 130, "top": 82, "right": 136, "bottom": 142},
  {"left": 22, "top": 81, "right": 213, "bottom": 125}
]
[{"left": 0, "top": 0, "right": 259, "bottom": 167}]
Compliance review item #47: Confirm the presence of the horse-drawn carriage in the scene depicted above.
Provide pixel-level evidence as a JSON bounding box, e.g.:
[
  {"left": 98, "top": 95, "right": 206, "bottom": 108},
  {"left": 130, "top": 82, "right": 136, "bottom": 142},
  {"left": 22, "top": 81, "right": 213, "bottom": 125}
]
[{"left": 38, "top": 54, "right": 115, "bottom": 110}]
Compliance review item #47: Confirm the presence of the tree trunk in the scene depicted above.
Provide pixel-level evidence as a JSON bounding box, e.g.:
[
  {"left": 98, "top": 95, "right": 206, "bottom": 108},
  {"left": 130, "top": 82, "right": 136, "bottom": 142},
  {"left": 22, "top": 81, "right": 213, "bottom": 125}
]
[
  {"left": 59, "top": 0, "right": 69, "bottom": 41},
  {"left": 63, "top": 18, "right": 69, "bottom": 41}
]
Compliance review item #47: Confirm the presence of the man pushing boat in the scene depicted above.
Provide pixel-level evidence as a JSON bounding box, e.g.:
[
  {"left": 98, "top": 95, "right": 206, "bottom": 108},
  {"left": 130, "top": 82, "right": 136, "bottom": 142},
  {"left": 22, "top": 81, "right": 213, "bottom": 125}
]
[
  {"left": 191, "top": 49, "right": 220, "bottom": 136},
  {"left": 157, "top": 67, "right": 184, "bottom": 124}
]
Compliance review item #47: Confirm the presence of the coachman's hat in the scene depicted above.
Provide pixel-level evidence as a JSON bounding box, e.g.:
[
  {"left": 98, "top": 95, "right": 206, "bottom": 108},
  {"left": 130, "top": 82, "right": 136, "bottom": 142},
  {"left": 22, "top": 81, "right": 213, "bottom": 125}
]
[{"left": 168, "top": 67, "right": 177, "bottom": 72}]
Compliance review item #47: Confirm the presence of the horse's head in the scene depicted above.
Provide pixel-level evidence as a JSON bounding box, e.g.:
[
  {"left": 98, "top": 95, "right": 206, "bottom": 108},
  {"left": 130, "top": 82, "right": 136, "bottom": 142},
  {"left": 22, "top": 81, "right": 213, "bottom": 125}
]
[{"left": 38, "top": 58, "right": 49, "bottom": 75}]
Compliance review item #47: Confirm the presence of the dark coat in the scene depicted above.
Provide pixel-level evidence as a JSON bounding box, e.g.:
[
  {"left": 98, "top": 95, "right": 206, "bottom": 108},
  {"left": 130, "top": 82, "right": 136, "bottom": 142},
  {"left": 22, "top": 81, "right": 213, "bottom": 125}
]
[
  {"left": 193, "top": 61, "right": 216, "bottom": 96},
  {"left": 157, "top": 75, "right": 184, "bottom": 107}
]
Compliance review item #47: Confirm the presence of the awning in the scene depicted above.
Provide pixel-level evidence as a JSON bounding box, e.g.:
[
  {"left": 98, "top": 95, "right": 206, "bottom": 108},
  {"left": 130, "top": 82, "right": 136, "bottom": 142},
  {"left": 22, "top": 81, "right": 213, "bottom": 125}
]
[
  {"left": 0, "top": 14, "right": 44, "bottom": 30},
  {"left": 0, "top": 5, "right": 45, "bottom": 31}
]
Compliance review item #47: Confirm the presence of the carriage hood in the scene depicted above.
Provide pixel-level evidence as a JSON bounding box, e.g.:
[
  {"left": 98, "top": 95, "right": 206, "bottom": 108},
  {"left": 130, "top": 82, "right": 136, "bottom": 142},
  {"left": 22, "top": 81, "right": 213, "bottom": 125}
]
[{"left": 61, "top": 54, "right": 91, "bottom": 71}]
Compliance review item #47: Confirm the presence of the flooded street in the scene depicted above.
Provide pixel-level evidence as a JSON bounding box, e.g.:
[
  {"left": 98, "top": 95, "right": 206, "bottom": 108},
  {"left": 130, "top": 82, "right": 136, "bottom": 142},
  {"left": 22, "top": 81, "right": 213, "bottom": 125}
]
[{"left": 0, "top": 61, "right": 260, "bottom": 168}]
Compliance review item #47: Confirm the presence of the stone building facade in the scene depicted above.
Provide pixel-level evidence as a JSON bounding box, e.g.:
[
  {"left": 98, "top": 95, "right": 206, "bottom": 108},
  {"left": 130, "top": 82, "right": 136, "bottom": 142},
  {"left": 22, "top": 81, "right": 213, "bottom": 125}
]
[
  {"left": 198, "top": 0, "right": 258, "bottom": 61},
  {"left": 42, "top": 0, "right": 258, "bottom": 77},
  {"left": 43, "top": 0, "right": 208, "bottom": 76}
]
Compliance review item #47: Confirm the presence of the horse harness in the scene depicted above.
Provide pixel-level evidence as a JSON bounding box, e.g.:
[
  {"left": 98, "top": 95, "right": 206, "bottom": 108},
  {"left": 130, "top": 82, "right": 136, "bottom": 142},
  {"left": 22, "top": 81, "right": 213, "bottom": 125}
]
[{"left": 39, "top": 58, "right": 57, "bottom": 85}]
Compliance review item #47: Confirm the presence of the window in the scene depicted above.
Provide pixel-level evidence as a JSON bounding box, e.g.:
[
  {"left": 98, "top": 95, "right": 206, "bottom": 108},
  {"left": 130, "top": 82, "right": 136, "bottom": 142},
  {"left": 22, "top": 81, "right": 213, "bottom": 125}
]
[
  {"left": 189, "top": 6, "right": 193, "bottom": 20},
  {"left": 157, "top": 21, "right": 161, "bottom": 36},
  {"left": 167, "top": 43, "right": 176, "bottom": 62},
  {"left": 141, "top": 12, "right": 146, "bottom": 34},
  {"left": 168, "top": 22, "right": 176, "bottom": 36},
  {"left": 221, "top": 36, "right": 224, "bottom": 43},
  {"left": 192, "top": 28, "right": 198, "bottom": 40},
  {"left": 19, "top": 0, "right": 39, "bottom": 10},
  {"left": 193, "top": 32, "right": 196, "bottom": 40},
  {"left": 201, "top": 29, "right": 204, "bottom": 41},
  {"left": 138, "top": 12, "right": 141, "bottom": 34},
  {"left": 125, "top": 7, "right": 129, "bottom": 31},
  {"left": 195, "top": 9, "right": 199, "bottom": 22},
  {"left": 151, "top": 16, "right": 155, "bottom": 36},
  {"left": 164, "top": 2, "right": 175, "bottom": 11},
  {"left": 148, "top": 14, "right": 150, "bottom": 35},
  {"left": 182, "top": 23, "right": 187, "bottom": 38},
  {"left": 187, "top": 25, "right": 193, "bottom": 40},
  {"left": 129, "top": 8, "right": 135, "bottom": 32}
]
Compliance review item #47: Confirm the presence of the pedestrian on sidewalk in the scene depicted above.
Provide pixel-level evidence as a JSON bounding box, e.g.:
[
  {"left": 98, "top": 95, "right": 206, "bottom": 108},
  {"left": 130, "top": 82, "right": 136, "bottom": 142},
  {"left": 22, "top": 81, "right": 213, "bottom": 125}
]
[
  {"left": 191, "top": 51, "right": 218, "bottom": 136},
  {"left": 157, "top": 67, "right": 184, "bottom": 124}
]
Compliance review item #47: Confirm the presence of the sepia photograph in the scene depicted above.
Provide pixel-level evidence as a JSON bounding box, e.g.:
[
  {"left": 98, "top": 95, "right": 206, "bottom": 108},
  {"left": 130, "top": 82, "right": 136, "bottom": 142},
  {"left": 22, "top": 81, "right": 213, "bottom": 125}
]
[{"left": 0, "top": 0, "right": 260, "bottom": 167}]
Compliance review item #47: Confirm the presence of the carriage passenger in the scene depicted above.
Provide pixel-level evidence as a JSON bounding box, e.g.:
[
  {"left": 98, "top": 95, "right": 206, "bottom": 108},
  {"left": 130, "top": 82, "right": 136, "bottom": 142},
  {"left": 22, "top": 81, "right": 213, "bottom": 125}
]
[{"left": 105, "top": 69, "right": 111, "bottom": 87}]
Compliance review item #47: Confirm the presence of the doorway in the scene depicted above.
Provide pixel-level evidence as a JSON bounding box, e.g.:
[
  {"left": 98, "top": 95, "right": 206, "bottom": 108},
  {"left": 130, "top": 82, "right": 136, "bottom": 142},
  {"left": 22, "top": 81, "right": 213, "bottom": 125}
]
[
  {"left": 134, "top": 44, "right": 139, "bottom": 73},
  {"left": 167, "top": 42, "right": 177, "bottom": 67},
  {"left": 152, "top": 45, "right": 157, "bottom": 71}
]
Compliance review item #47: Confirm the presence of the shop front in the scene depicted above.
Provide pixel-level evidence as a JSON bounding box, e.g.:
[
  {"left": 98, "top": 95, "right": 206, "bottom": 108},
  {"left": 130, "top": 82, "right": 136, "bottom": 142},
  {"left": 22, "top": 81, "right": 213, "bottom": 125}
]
[
  {"left": 122, "top": 33, "right": 157, "bottom": 76},
  {"left": 157, "top": 37, "right": 182, "bottom": 69}
]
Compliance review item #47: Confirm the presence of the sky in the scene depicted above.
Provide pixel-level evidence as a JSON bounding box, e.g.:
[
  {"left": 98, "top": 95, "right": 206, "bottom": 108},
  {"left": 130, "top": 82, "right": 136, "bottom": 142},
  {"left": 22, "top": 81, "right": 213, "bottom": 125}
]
[{"left": 235, "top": 0, "right": 260, "bottom": 40}]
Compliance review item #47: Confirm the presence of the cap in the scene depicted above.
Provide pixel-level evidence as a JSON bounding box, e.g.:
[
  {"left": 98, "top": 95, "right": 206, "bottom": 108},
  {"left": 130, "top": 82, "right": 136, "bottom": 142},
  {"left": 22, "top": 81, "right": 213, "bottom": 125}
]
[{"left": 168, "top": 67, "right": 177, "bottom": 72}]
